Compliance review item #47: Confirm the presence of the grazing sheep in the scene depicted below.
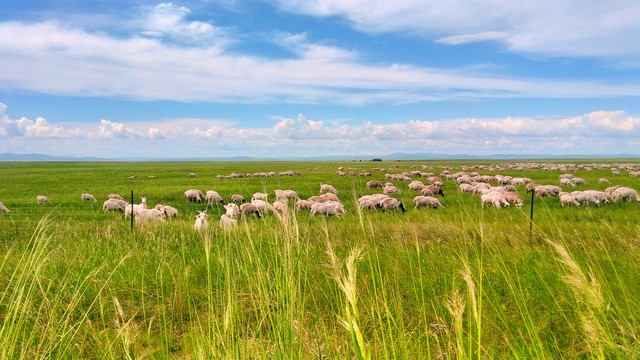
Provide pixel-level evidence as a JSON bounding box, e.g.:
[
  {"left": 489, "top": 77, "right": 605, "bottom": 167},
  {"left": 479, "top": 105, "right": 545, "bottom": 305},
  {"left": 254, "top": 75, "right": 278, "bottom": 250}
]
[
  {"left": 275, "top": 189, "right": 300, "bottom": 201},
  {"left": 155, "top": 204, "right": 179, "bottom": 218},
  {"left": 560, "top": 194, "right": 581, "bottom": 207},
  {"left": 103, "top": 199, "right": 127, "bottom": 212},
  {"left": 413, "top": 196, "right": 443, "bottom": 209},
  {"left": 205, "top": 190, "right": 224, "bottom": 205},
  {"left": 571, "top": 191, "right": 600, "bottom": 206},
  {"left": 252, "top": 200, "right": 277, "bottom": 214},
  {"left": 252, "top": 192, "right": 268, "bottom": 201},
  {"left": 503, "top": 192, "right": 523, "bottom": 207},
  {"left": 224, "top": 203, "right": 240, "bottom": 219},
  {"left": 128, "top": 175, "right": 137, "bottom": 179},
  {"left": 135, "top": 208, "right": 166, "bottom": 224},
  {"left": 630, "top": 171, "right": 640, "bottom": 177},
  {"left": 599, "top": 178, "right": 611, "bottom": 184},
  {"left": 308, "top": 193, "right": 340, "bottom": 203},
  {"left": 296, "top": 200, "right": 313, "bottom": 211},
  {"left": 380, "top": 197, "right": 406, "bottom": 212},
  {"left": 481, "top": 192, "right": 509, "bottom": 208},
  {"left": 383, "top": 185, "right": 401, "bottom": 194},
  {"left": 231, "top": 194, "right": 246, "bottom": 203},
  {"left": 194, "top": 211, "right": 208, "bottom": 233},
  {"left": 458, "top": 184, "right": 474, "bottom": 193},
  {"left": 526, "top": 183, "right": 540, "bottom": 193},
  {"left": 572, "top": 177, "right": 586, "bottom": 185},
  {"left": 189, "top": 172, "right": 197, "bottom": 177},
  {"left": 109, "top": 194, "right": 124, "bottom": 200},
  {"left": 612, "top": 187, "right": 640, "bottom": 202},
  {"left": 359, "top": 200, "right": 378, "bottom": 210},
  {"left": 408, "top": 181, "right": 426, "bottom": 191},
  {"left": 421, "top": 188, "right": 435, "bottom": 197},
  {"left": 240, "top": 203, "right": 262, "bottom": 218},
  {"left": 37, "top": 196, "right": 50, "bottom": 204},
  {"left": 336, "top": 171, "right": 347, "bottom": 176},
  {"left": 81, "top": 193, "right": 97, "bottom": 202},
  {"left": 424, "top": 185, "right": 445, "bottom": 197},
  {"left": 0, "top": 202, "right": 9, "bottom": 214},
  {"left": 184, "top": 189, "right": 205, "bottom": 203},
  {"left": 220, "top": 214, "right": 237, "bottom": 228},
  {"left": 273, "top": 200, "right": 289, "bottom": 213},
  {"left": 366, "top": 180, "right": 383, "bottom": 188},
  {"left": 125, "top": 197, "right": 147, "bottom": 218},
  {"left": 560, "top": 178, "right": 573, "bottom": 186},
  {"left": 310, "top": 202, "right": 342, "bottom": 217},
  {"left": 320, "top": 184, "right": 338, "bottom": 194}
]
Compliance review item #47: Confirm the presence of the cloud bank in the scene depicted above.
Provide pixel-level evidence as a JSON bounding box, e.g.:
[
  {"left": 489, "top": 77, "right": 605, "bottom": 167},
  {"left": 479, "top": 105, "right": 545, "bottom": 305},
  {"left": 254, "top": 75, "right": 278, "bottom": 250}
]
[
  {"left": 269, "top": 0, "right": 640, "bottom": 60},
  {"left": 0, "top": 2, "right": 639, "bottom": 105},
  {"left": 1, "top": 103, "right": 638, "bottom": 158}
]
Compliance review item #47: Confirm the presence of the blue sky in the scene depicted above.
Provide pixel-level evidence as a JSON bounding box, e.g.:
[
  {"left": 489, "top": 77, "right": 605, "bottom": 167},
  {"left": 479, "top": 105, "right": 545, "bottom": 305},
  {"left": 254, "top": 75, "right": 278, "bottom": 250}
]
[{"left": 1, "top": 0, "right": 640, "bottom": 158}]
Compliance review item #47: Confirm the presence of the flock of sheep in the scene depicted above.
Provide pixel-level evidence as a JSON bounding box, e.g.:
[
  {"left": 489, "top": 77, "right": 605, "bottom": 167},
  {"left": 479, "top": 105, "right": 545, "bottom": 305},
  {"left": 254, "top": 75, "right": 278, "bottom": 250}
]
[{"left": 1, "top": 162, "right": 639, "bottom": 233}]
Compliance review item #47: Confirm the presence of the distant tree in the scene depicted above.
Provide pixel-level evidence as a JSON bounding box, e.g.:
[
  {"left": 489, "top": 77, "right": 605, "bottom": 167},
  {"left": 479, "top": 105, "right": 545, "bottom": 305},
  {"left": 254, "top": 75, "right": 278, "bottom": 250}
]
[{"left": 372, "top": 158, "right": 382, "bottom": 162}]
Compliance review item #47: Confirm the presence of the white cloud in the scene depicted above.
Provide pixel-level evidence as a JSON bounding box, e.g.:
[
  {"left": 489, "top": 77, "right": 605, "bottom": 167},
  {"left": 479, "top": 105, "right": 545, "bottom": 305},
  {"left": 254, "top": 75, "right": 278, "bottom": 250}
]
[
  {"left": 140, "top": 2, "right": 230, "bottom": 47},
  {"left": 437, "top": 31, "right": 508, "bottom": 45},
  {"left": 1, "top": 103, "right": 640, "bottom": 157},
  {"left": 269, "top": 0, "right": 640, "bottom": 60},
  {"left": 0, "top": 17, "right": 638, "bottom": 106},
  {"left": 95, "top": 119, "right": 141, "bottom": 139}
]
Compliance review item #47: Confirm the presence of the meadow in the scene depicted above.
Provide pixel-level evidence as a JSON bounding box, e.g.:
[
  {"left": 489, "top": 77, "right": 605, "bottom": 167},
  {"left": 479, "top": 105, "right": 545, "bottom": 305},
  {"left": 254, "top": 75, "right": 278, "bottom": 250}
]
[{"left": 1, "top": 160, "right": 639, "bottom": 359}]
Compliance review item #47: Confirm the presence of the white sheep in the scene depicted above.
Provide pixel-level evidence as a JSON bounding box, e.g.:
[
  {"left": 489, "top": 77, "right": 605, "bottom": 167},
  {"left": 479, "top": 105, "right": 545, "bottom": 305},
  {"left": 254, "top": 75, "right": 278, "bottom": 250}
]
[
  {"left": 205, "top": 190, "right": 224, "bottom": 205},
  {"left": 135, "top": 208, "right": 166, "bottom": 224},
  {"left": 0, "top": 202, "right": 9, "bottom": 214},
  {"left": 310, "top": 202, "right": 342, "bottom": 217},
  {"left": 503, "top": 192, "right": 523, "bottom": 207},
  {"left": 308, "top": 193, "right": 340, "bottom": 203},
  {"left": 124, "top": 197, "right": 147, "bottom": 218},
  {"left": 81, "top": 193, "right": 97, "bottom": 202},
  {"left": 408, "top": 180, "right": 426, "bottom": 191},
  {"left": 296, "top": 200, "right": 313, "bottom": 211},
  {"left": 560, "top": 178, "right": 573, "bottom": 186},
  {"left": 273, "top": 200, "right": 289, "bottom": 213},
  {"left": 103, "top": 199, "right": 127, "bottom": 212},
  {"left": 413, "top": 196, "right": 443, "bottom": 209},
  {"left": 599, "top": 178, "right": 611, "bottom": 184},
  {"left": 37, "top": 195, "right": 50, "bottom": 204},
  {"left": 560, "top": 194, "right": 581, "bottom": 207},
  {"left": 572, "top": 177, "right": 586, "bottom": 185},
  {"left": 109, "top": 194, "right": 124, "bottom": 200},
  {"left": 383, "top": 185, "right": 401, "bottom": 194},
  {"left": 220, "top": 214, "right": 237, "bottom": 228},
  {"left": 231, "top": 194, "right": 246, "bottom": 203},
  {"left": 155, "top": 204, "right": 179, "bottom": 218},
  {"left": 224, "top": 203, "right": 240, "bottom": 219},
  {"left": 194, "top": 211, "right": 208, "bottom": 233},
  {"left": 240, "top": 203, "right": 261, "bottom": 218},
  {"left": 252, "top": 192, "right": 268, "bottom": 202},
  {"left": 251, "top": 200, "right": 277, "bottom": 214},
  {"left": 275, "top": 189, "right": 300, "bottom": 201},
  {"left": 481, "top": 192, "right": 509, "bottom": 208},
  {"left": 612, "top": 187, "right": 640, "bottom": 202},
  {"left": 189, "top": 172, "right": 197, "bottom": 177},
  {"left": 380, "top": 197, "right": 406, "bottom": 212},
  {"left": 320, "top": 184, "right": 338, "bottom": 194},
  {"left": 185, "top": 189, "right": 205, "bottom": 203},
  {"left": 366, "top": 180, "right": 383, "bottom": 188}
]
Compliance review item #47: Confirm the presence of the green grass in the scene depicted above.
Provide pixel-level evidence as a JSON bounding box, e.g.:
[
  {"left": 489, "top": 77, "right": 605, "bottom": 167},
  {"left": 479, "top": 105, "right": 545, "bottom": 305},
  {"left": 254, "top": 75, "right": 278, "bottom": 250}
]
[{"left": 1, "top": 160, "right": 640, "bottom": 359}]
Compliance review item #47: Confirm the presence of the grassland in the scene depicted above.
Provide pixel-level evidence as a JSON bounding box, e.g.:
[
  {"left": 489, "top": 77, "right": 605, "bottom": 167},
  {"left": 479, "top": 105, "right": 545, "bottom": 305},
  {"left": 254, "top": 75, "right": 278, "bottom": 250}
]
[{"left": 1, "top": 160, "right": 639, "bottom": 359}]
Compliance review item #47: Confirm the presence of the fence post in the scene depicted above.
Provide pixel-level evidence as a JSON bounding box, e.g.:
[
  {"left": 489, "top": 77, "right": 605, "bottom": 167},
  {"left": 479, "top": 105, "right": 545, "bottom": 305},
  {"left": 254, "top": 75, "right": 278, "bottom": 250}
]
[
  {"left": 131, "top": 190, "right": 134, "bottom": 232},
  {"left": 529, "top": 189, "right": 535, "bottom": 237}
]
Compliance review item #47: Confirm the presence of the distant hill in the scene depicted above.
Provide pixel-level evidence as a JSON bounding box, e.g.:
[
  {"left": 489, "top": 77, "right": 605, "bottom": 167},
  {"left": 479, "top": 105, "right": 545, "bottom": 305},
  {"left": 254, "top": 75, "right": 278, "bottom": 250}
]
[{"left": 0, "top": 152, "right": 637, "bottom": 162}]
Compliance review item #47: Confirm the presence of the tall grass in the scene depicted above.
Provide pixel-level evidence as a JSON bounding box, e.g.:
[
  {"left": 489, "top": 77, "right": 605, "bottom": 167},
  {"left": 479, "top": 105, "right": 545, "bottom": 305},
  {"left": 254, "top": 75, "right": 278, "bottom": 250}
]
[{"left": 1, "top": 160, "right": 639, "bottom": 358}]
